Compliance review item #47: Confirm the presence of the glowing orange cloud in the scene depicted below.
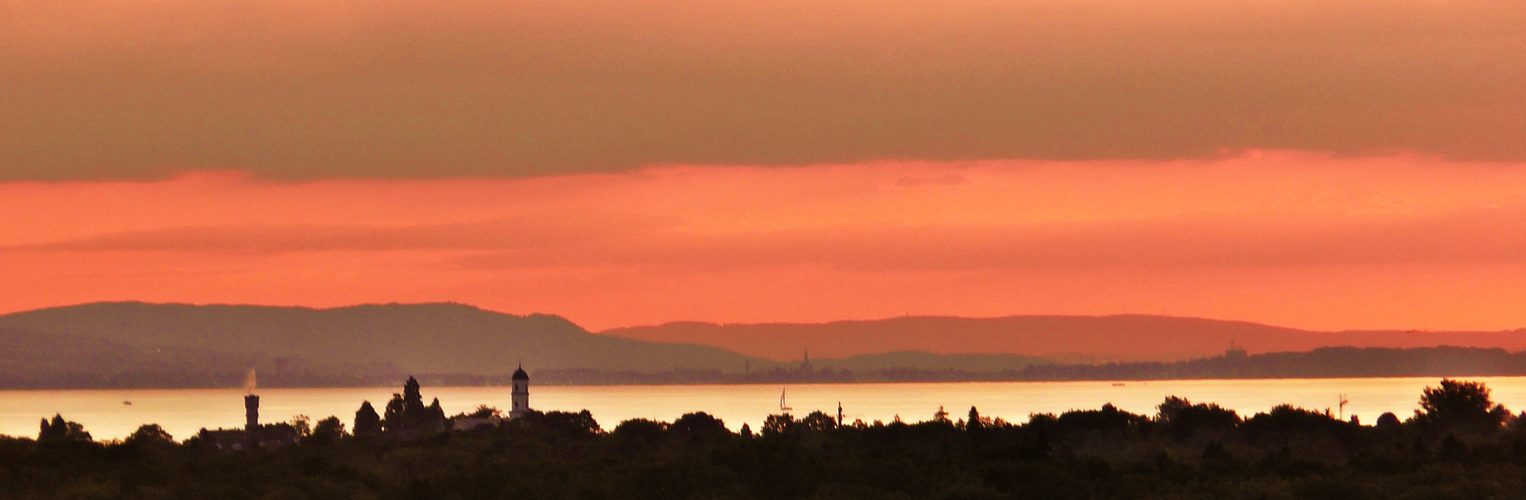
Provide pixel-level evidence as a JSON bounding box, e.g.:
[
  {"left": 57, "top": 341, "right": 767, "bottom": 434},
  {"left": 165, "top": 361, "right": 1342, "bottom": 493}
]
[{"left": 4, "top": 152, "right": 1526, "bottom": 331}]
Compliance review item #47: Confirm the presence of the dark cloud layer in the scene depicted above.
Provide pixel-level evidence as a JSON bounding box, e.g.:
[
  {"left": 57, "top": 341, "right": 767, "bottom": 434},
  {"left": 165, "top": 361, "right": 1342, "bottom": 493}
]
[{"left": 1, "top": 0, "right": 1522, "bottom": 181}]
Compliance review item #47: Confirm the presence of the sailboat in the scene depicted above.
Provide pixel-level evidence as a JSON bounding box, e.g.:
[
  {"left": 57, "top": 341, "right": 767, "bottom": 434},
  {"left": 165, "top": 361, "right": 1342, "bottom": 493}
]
[{"left": 780, "top": 387, "right": 792, "bottom": 412}]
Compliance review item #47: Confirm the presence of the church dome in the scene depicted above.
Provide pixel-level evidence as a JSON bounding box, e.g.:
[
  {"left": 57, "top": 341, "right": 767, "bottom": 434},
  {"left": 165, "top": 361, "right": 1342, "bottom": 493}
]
[{"left": 512, "top": 366, "right": 529, "bottom": 381}]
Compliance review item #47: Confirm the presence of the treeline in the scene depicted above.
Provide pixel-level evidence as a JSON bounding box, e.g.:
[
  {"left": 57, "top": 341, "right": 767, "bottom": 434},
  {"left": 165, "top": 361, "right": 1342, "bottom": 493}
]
[
  {"left": 9, "top": 346, "right": 1526, "bottom": 389},
  {"left": 528, "top": 346, "right": 1526, "bottom": 385},
  {"left": 8, "top": 379, "right": 1526, "bottom": 498},
  {"left": 1020, "top": 346, "right": 1526, "bottom": 381}
]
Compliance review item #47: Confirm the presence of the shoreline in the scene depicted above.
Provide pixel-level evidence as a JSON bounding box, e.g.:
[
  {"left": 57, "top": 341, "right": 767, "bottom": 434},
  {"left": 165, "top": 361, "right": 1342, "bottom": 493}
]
[{"left": 6, "top": 373, "right": 1526, "bottom": 392}]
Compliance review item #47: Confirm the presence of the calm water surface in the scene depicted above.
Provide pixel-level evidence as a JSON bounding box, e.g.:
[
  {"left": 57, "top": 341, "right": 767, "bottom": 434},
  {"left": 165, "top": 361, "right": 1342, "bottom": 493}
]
[{"left": 4, "top": 377, "right": 1522, "bottom": 441}]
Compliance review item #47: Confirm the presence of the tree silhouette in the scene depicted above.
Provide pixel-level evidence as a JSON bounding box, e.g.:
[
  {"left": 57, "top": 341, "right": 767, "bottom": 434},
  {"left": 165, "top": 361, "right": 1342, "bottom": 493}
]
[
  {"left": 671, "top": 412, "right": 728, "bottom": 437},
  {"left": 1157, "top": 396, "right": 1192, "bottom": 423},
  {"left": 763, "top": 414, "right": 797, "bottom": 436},
  {"left": 378, "top": 377, "right": 445, "bottom": 434},
  {"left": 307, "top": 416, "right": 348, "bottom": 444},
  {"left": 288, "top": 415, "right": 312, "bottom": 437},
  {"left": 354, "top": 401, "right": 382, "bottom": 436},
  {"left": 525, "top": 410, "right": 601, "bottom": 437},
  {"left": 37, "top": 414, "right": 91, "bottom": 443},
  {"left": 967, "top": 406, "right": 985, "bottom": 430},
  {"left": 1156, "top": 396, "right": 1238, "bottom": 439},
  {"left": 403, "top": 376, "right": 424, "bottom": 412},
  {"left": 124, "top": 424, "right": 174, "bottom": 446},
  {"left": 1416, "top": 378, "right": 1509, "bottom": 431},
  {"left": 1056, "top": 403, "right": 1152, "bottom": 434},
  {"left": 801, "top": 411, "right": 837, "bottom": 432},
  {"left": 428, "top": 398, "right": 447, "bottom": 430},
  {"left": 612, "top": 418, "right": 668, "bottom": 442},
  {"left": 383, "top": 393, "right": 406, "bottom": 431}
]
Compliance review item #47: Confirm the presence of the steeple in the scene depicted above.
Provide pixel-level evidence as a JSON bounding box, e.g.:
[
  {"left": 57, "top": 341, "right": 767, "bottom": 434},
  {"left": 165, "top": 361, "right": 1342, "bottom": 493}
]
[
  {"left": 510, "top": 362, "right": 530, "bottom": 418},
  {"left": 1224, "top": 340, "right": 1247, "bottom": 359}
]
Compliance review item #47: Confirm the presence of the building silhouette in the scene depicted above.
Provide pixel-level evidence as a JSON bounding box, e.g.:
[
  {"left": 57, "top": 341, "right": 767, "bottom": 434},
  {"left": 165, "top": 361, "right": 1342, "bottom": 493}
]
[
  {"left": 245, "top": 395, "right": 259, "bottom": 431},
  {"left": 197, "top": 393, "right": 300, "bottom": 451},
  {"left": 511, "top": 364, "right": 530, "bottom": 418},
  {"left": 1224, "top": 341, "right": 1248, "bottom": 359}
]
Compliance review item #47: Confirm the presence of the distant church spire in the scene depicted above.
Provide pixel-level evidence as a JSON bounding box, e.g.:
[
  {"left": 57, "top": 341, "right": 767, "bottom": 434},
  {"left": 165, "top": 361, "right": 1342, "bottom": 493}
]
[
  {"left": 511, "top": 361, "right": 530, "bottom": 418},
  {"left": 1224, "top": 340, "right": 1247, "bottom": 359}
]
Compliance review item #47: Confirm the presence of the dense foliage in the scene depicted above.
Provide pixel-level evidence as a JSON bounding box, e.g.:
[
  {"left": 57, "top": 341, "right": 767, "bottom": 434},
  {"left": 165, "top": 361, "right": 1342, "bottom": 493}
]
[{"left": 7, "top": 378, "right": 1526, "bottom": 499}]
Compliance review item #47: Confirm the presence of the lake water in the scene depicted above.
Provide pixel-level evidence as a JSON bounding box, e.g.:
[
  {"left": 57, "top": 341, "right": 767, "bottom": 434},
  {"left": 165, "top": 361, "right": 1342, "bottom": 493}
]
[{"left": 4, "top": 377, "right": 1523, "bottom": 442}]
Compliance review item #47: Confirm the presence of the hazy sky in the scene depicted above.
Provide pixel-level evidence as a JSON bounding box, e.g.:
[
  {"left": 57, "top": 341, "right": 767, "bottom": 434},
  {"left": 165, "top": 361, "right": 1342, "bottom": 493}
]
[
  {"left": 2, "top": 1, "right": 1524, "bottom": 330},
  {"left": 4, "top": 0, "right": 1522, "bottom": 180}
]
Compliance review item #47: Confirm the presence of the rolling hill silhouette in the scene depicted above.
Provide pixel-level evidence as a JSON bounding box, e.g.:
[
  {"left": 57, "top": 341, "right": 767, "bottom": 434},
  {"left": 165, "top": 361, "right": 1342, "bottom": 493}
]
[
  {"left": 601, "top": 315, "right": 1526, "bottom": 362},
  {"left": 11, "top": 303, "right": 1526, "bottom": 389},
  {"left": 0, "top": 302, "right": 764, "bottom": 375}
]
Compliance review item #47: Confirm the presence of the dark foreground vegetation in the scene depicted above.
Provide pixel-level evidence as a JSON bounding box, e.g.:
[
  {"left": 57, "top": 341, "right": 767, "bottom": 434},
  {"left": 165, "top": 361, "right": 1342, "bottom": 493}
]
[{"left": 8, "top": 379, "right": 1526, "bottom": 499}]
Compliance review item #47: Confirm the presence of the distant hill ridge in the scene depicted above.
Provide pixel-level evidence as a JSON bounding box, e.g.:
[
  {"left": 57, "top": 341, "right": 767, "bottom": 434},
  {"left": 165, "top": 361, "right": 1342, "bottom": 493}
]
[
  {"left": 600, "top": 315, "right": 1526, "bottom": 362},
  {"left": 0, "top": 302, "right": 762, "bottom": 375},
  {"left": 9, "top": 303, "right": 1526, "bottom": 388}
]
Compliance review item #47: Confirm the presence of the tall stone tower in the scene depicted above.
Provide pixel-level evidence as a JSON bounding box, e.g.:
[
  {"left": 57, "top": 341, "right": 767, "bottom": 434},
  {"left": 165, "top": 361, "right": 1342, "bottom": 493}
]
[
  {"left": 510, "top": 364, "right": 530, "bottom": 418},
  {"left": 244, "top": 394, "right": 260, "bottom": 430}
]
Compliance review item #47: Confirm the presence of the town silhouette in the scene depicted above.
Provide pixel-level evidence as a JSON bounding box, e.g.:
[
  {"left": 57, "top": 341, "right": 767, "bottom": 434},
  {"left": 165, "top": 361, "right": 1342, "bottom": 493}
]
[{"left": 9, "top": 376, "right": 1526, "bottom": 498}]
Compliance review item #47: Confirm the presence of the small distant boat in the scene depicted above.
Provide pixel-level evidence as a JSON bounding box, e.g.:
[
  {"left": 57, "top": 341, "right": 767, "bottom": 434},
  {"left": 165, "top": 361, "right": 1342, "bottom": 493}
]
[
  {"left": 780, "top": 387, "right": 792, "bottom": 412},
  {"left": 122, "top": 401, "right": 132, "bottom": 405}
]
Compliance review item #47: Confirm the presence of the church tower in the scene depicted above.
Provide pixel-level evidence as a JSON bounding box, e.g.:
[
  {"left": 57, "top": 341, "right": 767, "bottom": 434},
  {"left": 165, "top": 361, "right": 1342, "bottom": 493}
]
[{"left": 510, "top": 364, "right": 530, "bottom": 418}]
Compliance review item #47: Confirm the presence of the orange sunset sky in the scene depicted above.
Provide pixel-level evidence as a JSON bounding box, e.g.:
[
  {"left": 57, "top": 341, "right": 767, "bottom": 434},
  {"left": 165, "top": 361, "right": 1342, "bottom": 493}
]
[{"left": 2, "top": 0, "right": 1523, "bottom": 332}]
